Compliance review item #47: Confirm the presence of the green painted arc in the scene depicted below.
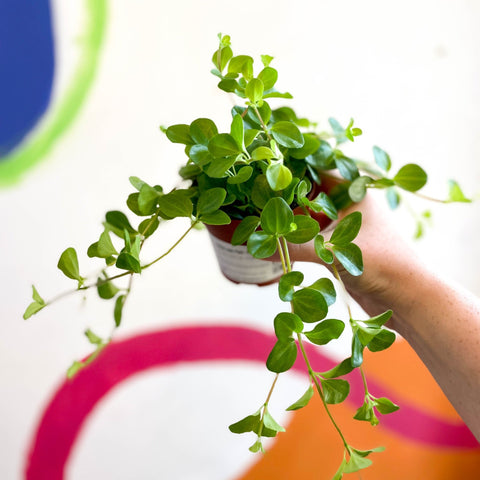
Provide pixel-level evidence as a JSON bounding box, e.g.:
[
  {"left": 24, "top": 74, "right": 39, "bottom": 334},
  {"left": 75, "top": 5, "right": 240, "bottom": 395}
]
[{"left": 0, "top": 0, "right": 107, "bottom": 187}]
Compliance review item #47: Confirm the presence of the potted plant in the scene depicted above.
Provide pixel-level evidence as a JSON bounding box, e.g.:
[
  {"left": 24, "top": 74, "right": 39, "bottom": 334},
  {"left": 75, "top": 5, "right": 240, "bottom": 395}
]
[{"left": 23, "top": 34, "right": 471, "bottom": 479}]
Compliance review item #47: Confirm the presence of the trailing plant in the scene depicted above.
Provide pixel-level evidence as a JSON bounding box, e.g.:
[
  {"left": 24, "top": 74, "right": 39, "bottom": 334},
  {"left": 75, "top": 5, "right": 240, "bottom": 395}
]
[{"left": 24, "top": 34, "right": 471, "bottom": 479}]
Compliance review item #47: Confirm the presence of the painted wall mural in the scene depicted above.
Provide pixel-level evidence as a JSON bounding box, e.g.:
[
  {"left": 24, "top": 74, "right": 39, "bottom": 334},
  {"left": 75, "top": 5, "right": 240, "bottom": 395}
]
[{"left": 0, "top": 0, "right": 106, "bottom": 186}]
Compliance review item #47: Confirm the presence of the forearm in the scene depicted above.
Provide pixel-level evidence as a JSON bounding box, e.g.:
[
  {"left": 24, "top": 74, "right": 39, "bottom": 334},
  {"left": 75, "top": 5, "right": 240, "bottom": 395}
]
[{"left": 370, "top": 261, "right": 480, "bottom": 442}]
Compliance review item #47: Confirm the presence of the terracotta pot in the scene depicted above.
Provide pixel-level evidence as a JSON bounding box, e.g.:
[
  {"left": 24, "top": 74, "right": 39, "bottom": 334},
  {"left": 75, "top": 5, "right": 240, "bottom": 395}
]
[{"left": 206, "top": 183, "right": 333, "bottom": 286}]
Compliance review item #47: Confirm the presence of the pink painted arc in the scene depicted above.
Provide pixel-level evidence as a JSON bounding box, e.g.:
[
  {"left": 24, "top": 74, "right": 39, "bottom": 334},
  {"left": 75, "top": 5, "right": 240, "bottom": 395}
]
[{"left": 25, "top": 325, "right": 478, "bottom": 479}]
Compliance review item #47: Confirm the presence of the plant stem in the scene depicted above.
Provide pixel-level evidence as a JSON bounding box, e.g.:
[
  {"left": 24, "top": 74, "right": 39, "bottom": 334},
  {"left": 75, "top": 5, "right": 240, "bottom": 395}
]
[
  {"left": 252, "top": 105, "right": 272, "bottom": 141},
  {"left": 296, "top": 332, "right": 351, "bottom": 452},
  {"left": 360, "top": 366, "right": 369, "bottom": 397},
  {"left": 276, "top": 237, "right": 287, "bottom": 274}
]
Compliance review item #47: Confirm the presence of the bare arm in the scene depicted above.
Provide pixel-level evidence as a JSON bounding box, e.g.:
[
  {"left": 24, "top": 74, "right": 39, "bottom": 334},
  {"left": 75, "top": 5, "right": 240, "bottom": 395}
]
[{"left": 290, "top": 194, "right": 480, "bottom": 442}]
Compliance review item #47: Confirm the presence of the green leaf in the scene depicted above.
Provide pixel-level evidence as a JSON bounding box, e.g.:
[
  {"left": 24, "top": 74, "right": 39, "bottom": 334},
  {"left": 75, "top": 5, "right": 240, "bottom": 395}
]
[
  {"left": 386, "top": 187, "right": 401, "bottom": 209},
  {"left": 165, "top": 124, "right": 193, "bottom": 145},
  {"left": 188, "top": 144, "right": 212, "bottom": 167},
  {"left": 308, "top": 277, "right": 336, "bottom": 306},
  {"left": 31, "top": 285, "right": 45, "bottom": 304},
  {"left": 348, "top": 176, "right": 372, "bottom": 202},
  {"left": 353, "top": 400, "right": 378, "bottom": 425},
  {"left": 375, "top": 397, "right": 400, "bottom": 414},
  {"left": 447, "top": 179, "right": 471, "bottom": 203},
  {"left": 314, "top": 235, "right": 334, "bottom": 264},
  {"left": 332, "top": 243, "right": 363, "bottom": 276},
  {"left": 343, "top": 450, "right": 373, "bottom": 474},
  {"left": 228, "top": 55, "right": 254, "bottom": 79},
  {"left": 292, "top": 288, "right": 328, "bottom": 323},
  {"left": 266, "top": 338, "right": 298, "bottom": 373},
  {"left": 114, "top": 294, "right": 126, "bottom": 327},
  {"left": 335, "top": 156, "right": 359, "bottom": 181},
  {"left": 200, "top": 210, "right": 231, "bottom": 225},
  {"left": 23, "top": 301, "right": 46, "bottom": 320},
  {"left": 115, "top": 252, "right": 141, "bottom": 273},
  {"left": 205, "top": 156, "right": 237, "bottom": 178},
  {"left": 138, "top": 184, "right": 160, "bottom": 214},
  {"left": 258, "top": 66, "right": 277, "bottom": 90},
  {"left": 261, "top": 54, "right": 274, "bottom": 67},
  {"left": 266, "top": 163, "right": 293, "bottom": 191},
  {"left": 289, "top": 134, "right": 321, "bottom": 160},
  {"left": 231, "top": 216, "right": 260, "bottom": 245},
  {"left": 286, "top": 385, "right": 314, "bottom": 411},
  {"left": 229, "top": 114, "right": 244, "bottom": 151},
  {"left": 320, "top": 357, "right": 355, "bottom": 379},
  {"left": 251, "top": 146, "right": 276, "bottom": 161},
  {"left": 263, "top": 409, "right": 285, "bottom": 433},
  {"left": 270, "top": 121, "right": 304, "bottom": 148},
  {"left": 97, "top": 230, "right": 118, "bottom": 257},
  {"left": 362, "top": 310, "right": 393, "bottom": 328},
  {"left": 208, "top": 133, "right": 242, "bottom": 158},
  {"left": 263, "top": 90, "right": 293, "bottom": 99},
  {"left": 321, "top": 378, "right": 350, "bottom": 404},
  {"left": 261, "top": 197, "right": 294, "bottom": 235},
  {"left": 278, "top": 271, "right": 304, "bottom": 302},
  {"left": 197, "top": 187, "right": 227, "bottom": 215},
  {"left": 305, "top": 319, "right": 345, "bottom": 345},
  {"left": 97, "top": 278, "right": 119, "bottom": 299},
  {"left": 105, "top": 211, "right": 137, "bottom": 235},
  {"left": 330, "top": 212, "right": 362, "bottom": 245},
  {"left": 367, "top": 329, "right": 396, "bottom": 352},
  {"left": 393, "top": 164, "right": 427, "bottom": 192},
  {"left": 274, "top": 312, "right": 303, "bottom": 339},
  {"left": 373, "top": 146, "right": 391, "bottom": 172},
  {"left": 57, "top": 247, "right": 83, "bottom": 283},
  {"left": 158, "top": 192, "right": 193, "bottom": 218},
  {"left": 251, "top": 174, "right": 277, "bottom": 209},
  {"left": 351, "top": 332, "right": 364, "bottom": 367},
  {"left": 129, "top": 176, "right": 147, "bottom": 191},
  {"left": 247, "top": 231, "right": 277, "bottom": 258},
  {"left": 228, "top": 165, "right": 253, "bottom": 185},
  {"left": 244, "top": 128, "right": 260, "bottom": 147},
  {"left": 308, "top": 192, "right": 338, "bottom": 220},
  {"left": 248, "top": 439, "right": 264, "bottom": 453},
  {"left": 246, "top": 78, "right": 264, "bottom": 104},
  {"left": 229, "top": 411, "right": 261, "bottom": 434},
  {"left": 284, "top": 215, "right": 319, "bottom": 244},
  {"left": 305, "top": 140, "right": 335, "bottom": 169},
  {"left": 190, "top": 118, "right": 218, "bottom": 146},
  {"left": 85, "top": 328, "right": 103, "bottom": 345},
  {"left": 211, "top": 45, "right": 233, "bottom": 72},
  {"left": 138, "top": 216, "right": 160, "bottom": 238}
]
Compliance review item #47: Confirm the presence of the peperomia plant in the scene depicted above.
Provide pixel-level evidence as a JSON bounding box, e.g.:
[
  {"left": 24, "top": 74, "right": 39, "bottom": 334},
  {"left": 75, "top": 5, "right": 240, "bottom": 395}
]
[{"left": 24, "top": 34, "right": 472, "bottom": 479}]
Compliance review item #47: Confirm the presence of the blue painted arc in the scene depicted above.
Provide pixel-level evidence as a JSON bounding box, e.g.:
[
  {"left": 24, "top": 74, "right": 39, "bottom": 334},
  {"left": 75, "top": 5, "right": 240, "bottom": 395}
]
[{"left": 0, "top": 0, "right": 55, "bottom": 157}]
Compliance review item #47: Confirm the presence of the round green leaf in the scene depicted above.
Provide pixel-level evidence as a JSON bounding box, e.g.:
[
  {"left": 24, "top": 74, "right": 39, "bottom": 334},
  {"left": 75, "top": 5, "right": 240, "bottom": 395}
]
[
  {"left": 373, "top": 145, "right": 391, "bottom": 172},
  {"left": 266, "top": 339, "right": 298, "bottom": 373},
  {"left": 189, "top": 144, "right": 212, "bottom": 167},
  {"left": 158, "top": 192, "right": 193, "bottom": 218},
  {"left": 245, "top": 78, "right": 264, "bottom": 104},
  {"left": 266, "top": 163, "right": 293, "bottom": 191},
  {"left": 330, "top": 211, "right": 362, "bottom": 245},
  {"left": 258, "top": 66, "right": 278, "bottom": 90},
  {"left": 284, "top": 215, "right": 319, "bottom": 244},
  {"left": 231, "top": 216, "right": 260, "bottom": 245},
  {"left": 321, "top": 378, "right": 350, "bottom": 404},
  {"left": 261, "top": 197, "right": 294, "bottom": 235},
  {"left": 304, "top": 319, "right": 345, "bottom": 345},
  {"left": 270, "top": 121, "right": 304, "bottom": 148},
  {"left": 292, "top": 288, "right": 328, "bottom": 323},
  {"left": 274, "top": 312, "right": 303, "bottom": 339},
  {"left": 348, "top": 176, "right": 372, "bottom": 202},
  {"left": 227, "top": 165, "right": 253, "bottom": 184},
  {"left": 367, "top": 329, "right": 396, "bottom": 352},
  {"left": 165, "top": 124, "right": 193, "bottom": 145},
  {"left": 200, "top": 210, "right": 231, "bottom": 225},
  {"left": 208, "top": 133, "right": 242, "bottom": 158},
  {"left": 57, "top": 248, "right": 82, "bottom": 282},
  {"left": 247, "top": 231, "right": 277, "bottom": 258},
  {"left": 197, "top": 187, "right": 227, "bottom": 215},
  {"left": 332, "top": 243, "right": 363, "bottom": 276},
  {"left": 393, "top": 164, "right": 428, "bottom": 192},
  {"left": 190, "top": 118, "right": 218, "bottom": 145},
  {"left": 286, "top": 385, "right": 314, "bottom": 411},
  {"left": 278, "top": 271, "right": 304, "bottom": 301}
]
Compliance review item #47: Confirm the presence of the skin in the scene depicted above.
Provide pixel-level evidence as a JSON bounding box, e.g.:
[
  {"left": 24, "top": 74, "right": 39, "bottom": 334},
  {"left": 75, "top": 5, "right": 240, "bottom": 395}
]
[{"left": 287, "top": 193, "right": 480, "bottom": 443}]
